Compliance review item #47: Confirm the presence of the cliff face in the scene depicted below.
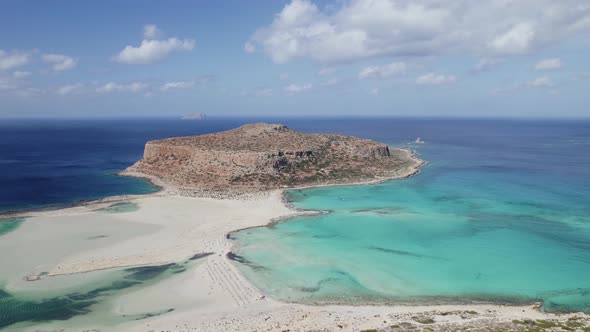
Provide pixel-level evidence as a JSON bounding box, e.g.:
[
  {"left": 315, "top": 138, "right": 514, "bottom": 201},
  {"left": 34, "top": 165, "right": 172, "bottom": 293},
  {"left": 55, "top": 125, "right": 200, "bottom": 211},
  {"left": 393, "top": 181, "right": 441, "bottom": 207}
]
[{"left": 125, "top": 123, "right": 417, "bottom": 192}]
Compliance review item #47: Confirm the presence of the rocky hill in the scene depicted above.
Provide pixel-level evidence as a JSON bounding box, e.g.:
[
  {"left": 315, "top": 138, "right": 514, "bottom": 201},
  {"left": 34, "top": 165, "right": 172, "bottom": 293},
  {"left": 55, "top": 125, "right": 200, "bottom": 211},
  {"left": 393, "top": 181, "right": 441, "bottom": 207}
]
[{"left": 124, "top": 123, "right": 422, "bottom": 193}]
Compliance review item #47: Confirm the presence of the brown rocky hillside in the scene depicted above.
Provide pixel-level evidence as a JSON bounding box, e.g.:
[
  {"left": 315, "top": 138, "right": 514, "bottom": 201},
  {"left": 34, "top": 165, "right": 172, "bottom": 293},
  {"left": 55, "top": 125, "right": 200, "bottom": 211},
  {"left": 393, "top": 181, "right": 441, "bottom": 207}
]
[{"left": 125, "top": 123, "right": 422, "bottom": 192}]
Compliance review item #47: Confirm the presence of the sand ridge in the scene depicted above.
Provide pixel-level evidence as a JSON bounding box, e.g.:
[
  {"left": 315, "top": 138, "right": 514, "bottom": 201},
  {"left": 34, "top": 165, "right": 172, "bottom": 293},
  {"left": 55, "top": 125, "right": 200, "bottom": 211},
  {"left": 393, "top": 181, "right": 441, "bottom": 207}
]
[{"left": 6, "top": 150, "right": 589, "bottom": 331}]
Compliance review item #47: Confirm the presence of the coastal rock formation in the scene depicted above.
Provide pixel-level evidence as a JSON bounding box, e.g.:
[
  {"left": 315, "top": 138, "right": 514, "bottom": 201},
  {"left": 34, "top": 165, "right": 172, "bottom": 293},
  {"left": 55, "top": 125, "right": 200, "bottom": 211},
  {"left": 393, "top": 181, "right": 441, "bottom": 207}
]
[{"left": 125, "top": 123, "right": 420, "bottom": 192}]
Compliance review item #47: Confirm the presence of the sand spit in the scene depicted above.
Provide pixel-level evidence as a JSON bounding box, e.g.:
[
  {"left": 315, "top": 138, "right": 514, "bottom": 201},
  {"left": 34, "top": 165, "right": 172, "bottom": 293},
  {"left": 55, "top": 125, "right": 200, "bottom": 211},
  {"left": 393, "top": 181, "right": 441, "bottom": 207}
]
[{"left": 6, "top": 150, "right": 589, "bottom": 331}]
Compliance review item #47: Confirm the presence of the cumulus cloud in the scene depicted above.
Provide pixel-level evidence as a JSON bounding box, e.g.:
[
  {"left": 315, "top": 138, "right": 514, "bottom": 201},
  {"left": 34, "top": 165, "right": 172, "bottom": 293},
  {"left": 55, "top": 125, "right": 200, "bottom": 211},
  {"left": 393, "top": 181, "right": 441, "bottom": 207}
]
[
  {"left": 284, "top": 83, "right": 312, "bottom": 95},
  {"left": 528, "top": 76, "right": 553, "bottom": 87},
  {"left": 359, "top": 62, "right": 406, "bottom": 79},
  {"left": 0, "top": 50, "right": 30, "bottom": 70},
  {"left": 160, "top": 81, "right": 194, "bottom": 91},
  {"left": 115, "top": 38, "right": 194, "bottom": 64},
  {"left": 42, "top": 54, "right": 78, "bottom": 71},
  {"left": 56, "top": 83, "right": 83, "bottom": 95},
  {"left": 474, "top": 57, "right": 504, "bottom": 72},
  {"left": 416, "top": 73, "right": 456, "bottom": 85},
  {"left": 144, "top": 24, "right": 161, "bottom": 39},
  {"left": 96, "top": 82, "right": 149, "bottom": 93},
  {"left": 115, "top": 25, "right": 195, "bottom": 64},
  {"left": 535, "top": 58, "right": 562, "bottom": 70},
  {"left": 488, "top": 23, "right": 535, "bottom": 55},
  {"left": 247, "top": 0, "right": 590, "bottom": 63}
]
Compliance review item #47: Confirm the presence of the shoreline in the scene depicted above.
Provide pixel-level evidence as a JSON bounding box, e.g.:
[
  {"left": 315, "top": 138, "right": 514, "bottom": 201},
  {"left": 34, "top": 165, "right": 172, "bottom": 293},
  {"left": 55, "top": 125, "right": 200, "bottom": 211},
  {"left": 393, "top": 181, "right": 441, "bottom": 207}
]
[
  {"left": 0, "top": 147, "right": 423, "bottom": 219},
  {"left": 4, "top": 148, "right": 590, "bottom": 331},
  {"left": 0, "top": 172, "right": 165, "bottom": 219}
]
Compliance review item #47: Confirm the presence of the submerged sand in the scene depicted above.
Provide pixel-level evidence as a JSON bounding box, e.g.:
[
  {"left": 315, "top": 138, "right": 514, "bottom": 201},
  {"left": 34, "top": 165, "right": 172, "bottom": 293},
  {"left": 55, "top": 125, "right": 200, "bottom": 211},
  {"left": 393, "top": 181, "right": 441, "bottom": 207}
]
[{"left": 2, "top": 151, "right": 589, "bottom": 331}]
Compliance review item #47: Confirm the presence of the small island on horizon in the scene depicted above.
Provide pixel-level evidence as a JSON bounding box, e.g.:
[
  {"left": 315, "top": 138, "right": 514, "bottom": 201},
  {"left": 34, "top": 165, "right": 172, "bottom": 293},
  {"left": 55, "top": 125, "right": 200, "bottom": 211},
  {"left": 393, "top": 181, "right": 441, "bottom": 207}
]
[{"left": 181, "top": 112, "right": 208, "bottom": 120}]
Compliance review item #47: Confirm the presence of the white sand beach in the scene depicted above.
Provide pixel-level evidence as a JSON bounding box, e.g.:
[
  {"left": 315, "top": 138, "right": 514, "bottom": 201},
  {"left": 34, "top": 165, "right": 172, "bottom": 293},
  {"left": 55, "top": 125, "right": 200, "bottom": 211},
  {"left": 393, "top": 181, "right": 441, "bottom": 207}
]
[{"left": 2, "top": 154, "right": 588, "bottom": 331}]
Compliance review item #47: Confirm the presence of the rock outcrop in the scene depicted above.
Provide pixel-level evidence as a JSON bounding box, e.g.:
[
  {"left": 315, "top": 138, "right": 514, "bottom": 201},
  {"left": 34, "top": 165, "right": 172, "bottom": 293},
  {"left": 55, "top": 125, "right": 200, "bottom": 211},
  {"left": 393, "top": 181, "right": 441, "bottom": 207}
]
[{"left": 125, "top": 123, "right": 420, "bottom": 192}]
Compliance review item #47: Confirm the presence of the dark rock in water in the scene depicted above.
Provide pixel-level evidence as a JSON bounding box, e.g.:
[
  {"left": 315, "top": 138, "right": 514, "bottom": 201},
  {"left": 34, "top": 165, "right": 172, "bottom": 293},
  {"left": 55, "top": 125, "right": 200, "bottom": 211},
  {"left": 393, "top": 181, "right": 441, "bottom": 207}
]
[
  {"left": 134, "top": 308, "right": 175, "bottom": 320},
  {"left": 351, "top": 207, "right": 406, "bottom": 215},
  {"left": 87, "top": 234, "right": 109, "bottom": 240},
  {"left": 189, "top": 252, "right": 214, "bottom": 260},
  {"left": 226, "top": 252, "right": 268, "bottom": 271},
  {"left": 124, "top": 263, "right": 176, "bottom": 281},
  {"left": 367, "top": 246, "right": 446, "bottom": 261},
  {"left": 226, "top": 252, "right": 250, "bottom": 264}
]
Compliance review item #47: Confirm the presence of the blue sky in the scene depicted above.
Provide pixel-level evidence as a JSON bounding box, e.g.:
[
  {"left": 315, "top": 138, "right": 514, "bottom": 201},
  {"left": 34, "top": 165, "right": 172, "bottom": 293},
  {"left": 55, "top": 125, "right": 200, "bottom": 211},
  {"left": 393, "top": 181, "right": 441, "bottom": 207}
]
[{"left": 0, "top": 0, "right": 589, "bottom": 118}]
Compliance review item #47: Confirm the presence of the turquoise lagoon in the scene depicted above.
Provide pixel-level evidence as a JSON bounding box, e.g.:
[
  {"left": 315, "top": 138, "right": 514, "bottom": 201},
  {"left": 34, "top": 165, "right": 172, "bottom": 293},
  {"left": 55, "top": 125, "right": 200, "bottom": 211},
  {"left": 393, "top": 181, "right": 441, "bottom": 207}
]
[{"left": 232, "top": 119, "right": 590, "bottom": 312}]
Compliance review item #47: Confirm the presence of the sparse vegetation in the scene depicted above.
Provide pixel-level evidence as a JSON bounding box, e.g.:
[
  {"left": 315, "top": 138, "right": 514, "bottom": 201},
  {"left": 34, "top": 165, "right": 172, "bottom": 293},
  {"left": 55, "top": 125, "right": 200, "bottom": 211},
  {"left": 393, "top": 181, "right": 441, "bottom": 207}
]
[
  {"left": 127, "top": 123, "right": 421, "bottom": 193},
  {"left": 412, "top": 316, "right": 435, "bottom": 324}
]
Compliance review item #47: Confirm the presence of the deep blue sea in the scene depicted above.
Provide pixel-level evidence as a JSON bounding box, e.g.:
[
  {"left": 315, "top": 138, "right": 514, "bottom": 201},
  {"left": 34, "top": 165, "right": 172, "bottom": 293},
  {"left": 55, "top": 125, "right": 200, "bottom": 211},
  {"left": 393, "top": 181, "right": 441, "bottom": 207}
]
[
  {"left": 0, "top": 118, "right": 250, "bottom": 213},
  {"left": 1, "top": 117, "right": 589, "bottom": 314}
]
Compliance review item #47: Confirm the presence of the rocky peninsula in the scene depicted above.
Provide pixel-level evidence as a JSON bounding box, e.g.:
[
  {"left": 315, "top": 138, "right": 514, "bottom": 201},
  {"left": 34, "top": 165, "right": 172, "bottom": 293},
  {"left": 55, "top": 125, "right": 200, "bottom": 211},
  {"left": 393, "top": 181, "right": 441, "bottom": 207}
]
[
  {"left": 4, "top": 123, "right": 589, "bottom": 332},
  {"left": 123, "top": 122, "right": 423, "bottom": 195}
]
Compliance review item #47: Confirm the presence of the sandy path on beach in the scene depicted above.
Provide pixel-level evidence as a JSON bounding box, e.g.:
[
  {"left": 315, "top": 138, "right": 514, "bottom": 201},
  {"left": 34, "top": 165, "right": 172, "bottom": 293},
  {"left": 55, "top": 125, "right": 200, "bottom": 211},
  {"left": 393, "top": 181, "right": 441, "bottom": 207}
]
[
  {"left": 38, "top": 191, "right": 294, "bottom": 277},
  {"left": 8, "top": 150, "right": 589, "bottom": 331}
]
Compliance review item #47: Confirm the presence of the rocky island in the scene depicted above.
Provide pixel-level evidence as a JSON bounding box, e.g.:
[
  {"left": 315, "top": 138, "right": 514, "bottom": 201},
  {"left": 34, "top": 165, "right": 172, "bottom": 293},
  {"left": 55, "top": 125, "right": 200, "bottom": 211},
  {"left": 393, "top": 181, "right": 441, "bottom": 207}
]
[
  {"left": 5, "top": 123, "right": 590, "bottom": 332},
  {"left": 124, "top": 122, "right": 422, "bottom": 194}
]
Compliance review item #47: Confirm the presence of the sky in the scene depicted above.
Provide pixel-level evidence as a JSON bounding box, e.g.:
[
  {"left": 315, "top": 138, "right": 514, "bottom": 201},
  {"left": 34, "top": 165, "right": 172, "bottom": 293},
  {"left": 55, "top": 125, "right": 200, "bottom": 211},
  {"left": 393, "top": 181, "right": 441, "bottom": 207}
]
[{"left": 0, "top": 0, "right": 589, "bottom": 118}]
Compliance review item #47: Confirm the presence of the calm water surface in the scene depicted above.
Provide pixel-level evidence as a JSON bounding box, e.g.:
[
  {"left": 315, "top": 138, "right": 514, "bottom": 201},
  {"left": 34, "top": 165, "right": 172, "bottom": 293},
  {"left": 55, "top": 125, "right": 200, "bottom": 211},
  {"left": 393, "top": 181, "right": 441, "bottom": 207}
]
[
  {"left": 0, "top": 118, "right": 588, "bottom": 329},
  {"left": 232, "top": 118, "right": 590, "bottom": 312}
]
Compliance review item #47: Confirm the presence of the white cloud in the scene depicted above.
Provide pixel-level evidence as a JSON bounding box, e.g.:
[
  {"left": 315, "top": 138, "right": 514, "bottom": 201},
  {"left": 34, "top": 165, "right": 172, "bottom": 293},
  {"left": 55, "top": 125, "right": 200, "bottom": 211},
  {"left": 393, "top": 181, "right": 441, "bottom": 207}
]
[
  {"left": 160, "top": 81, "right": 194, "bottom": 91},
  {"left": 359, "top": 62, "right": 406, "bottom": 79},
  {"left": 284, "top": 83, "right": 312, "bottom": 95},
  {"left": 416, "top": 73, "right": 456, "bottom": 85},
  {"left": 96, "top": 82, "right": 149, "bottom": 93},
  {"left": 493, "top": 76, "right": 556, "bottom": 94},
  {"left": 247, "top": 0, "right": 590, "bottom": 63},
  {"left": 0, "top": 50, "right": 30, "bottom": 70},
  {"left": 255, "top": 88, "right": 273, "bottom": 96},
  {"left": 115, "top": 29, "right": 195, "bottom": 64},
  {"left": 42, "top": 54, "right": 78, "bottom": 71},
  {"left": 144, "top": 24, "right": 161, "bottom": 39},
  {"left": 320, "top": 77, "right": 340, "bottom": 86},
  {"left": 535, "top": 58, "right": 562, "bottom": 70},
  {"left": 0, "top": 77, "right": 18, "bottom": 91},
  {"left": 0, "top": 75, "right": 42, "bottom": 97},
  {"left": 369, "top": 88, "right": 379, "bottom": 95},
  {"left": 528, "top": 76, "right": 553, "bottom": 87},
  {"left": 474, "top": 57, "right": 504, "bottom": 72},
  {"left": 13, "top": 71, "right": 31, "bottom": 78},
  {"left": 56, "top": 83, "right": 83, "bottom": 95},
  {"left": 488, "top": 23, "right": 535, "bottom": 55}
]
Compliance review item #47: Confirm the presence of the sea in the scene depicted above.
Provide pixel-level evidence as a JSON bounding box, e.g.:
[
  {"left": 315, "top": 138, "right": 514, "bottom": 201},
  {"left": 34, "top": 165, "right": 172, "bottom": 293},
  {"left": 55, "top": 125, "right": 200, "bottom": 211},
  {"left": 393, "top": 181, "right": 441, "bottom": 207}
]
[{"left": 0, "top": 117, "right": 589, "bottom": 329}]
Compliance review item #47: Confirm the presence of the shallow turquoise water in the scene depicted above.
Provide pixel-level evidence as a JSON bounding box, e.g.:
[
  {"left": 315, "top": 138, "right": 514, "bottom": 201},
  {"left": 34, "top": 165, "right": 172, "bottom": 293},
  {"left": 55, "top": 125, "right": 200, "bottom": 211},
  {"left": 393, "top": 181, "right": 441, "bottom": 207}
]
[
  {"left": 0, "top": 261, "right": 193, "bottom": 331},
  {"left": 0, "top": 218, "right": 24, "bottom": 237},
  {"left": 232, "top": 120, "right": 590, "bottom": 312}
]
